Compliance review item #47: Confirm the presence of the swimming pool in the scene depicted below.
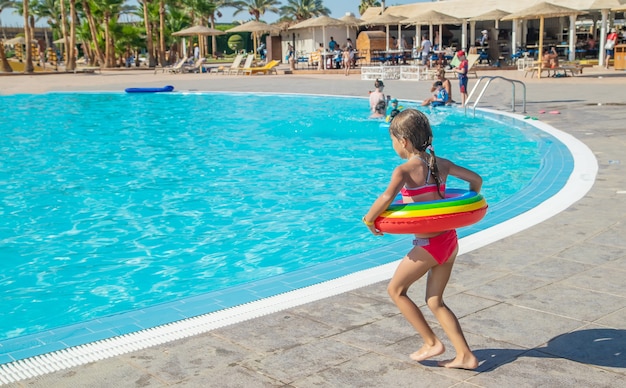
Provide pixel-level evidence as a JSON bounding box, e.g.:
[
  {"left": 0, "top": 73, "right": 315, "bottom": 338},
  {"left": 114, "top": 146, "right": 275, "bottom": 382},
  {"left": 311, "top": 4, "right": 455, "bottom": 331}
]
[{"left": 0, "top": 91, "right": 583, "bottom": 368}]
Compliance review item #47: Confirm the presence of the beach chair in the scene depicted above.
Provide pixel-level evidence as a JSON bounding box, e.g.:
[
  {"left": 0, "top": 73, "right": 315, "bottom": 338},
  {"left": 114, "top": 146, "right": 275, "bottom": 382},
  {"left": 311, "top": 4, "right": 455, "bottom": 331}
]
[
  {"left": 225, "top": 54, "right": 244, "bottom": 75},
  {"left": 234, "top": 55, "right": 255, "bottom": 75},
  {"left": 166, "top": 58, "right": 189, "bottom": 74},
  {"left": 182, "top": 58, "right": 206, "bottom": 73},
  {"left": 155, "top": 56, "right": 187, "bottom": 74},
  {"left": 445, "top": 53, "right": 479, "bottom": 78},
  {"left": 242, "top": 60, "right": 280, "bottom": 75}
]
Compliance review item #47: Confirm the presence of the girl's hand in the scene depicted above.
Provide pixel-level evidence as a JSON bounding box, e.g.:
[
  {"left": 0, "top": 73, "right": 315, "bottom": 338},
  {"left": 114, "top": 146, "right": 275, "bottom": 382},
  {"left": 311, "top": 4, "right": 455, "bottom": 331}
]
[
  {"left": 363, "top": 217, "right": 384, "bottom": 236},
  {"left": 367, "top": 224, "right": 384, "bottom": 236}
]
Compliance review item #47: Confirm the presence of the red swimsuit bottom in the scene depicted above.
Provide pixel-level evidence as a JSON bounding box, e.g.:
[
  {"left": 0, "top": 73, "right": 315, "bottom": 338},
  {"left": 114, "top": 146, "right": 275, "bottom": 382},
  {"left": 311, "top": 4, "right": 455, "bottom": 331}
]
[{"left": 413, "top": 229, "right": 458, "bottom": 265}]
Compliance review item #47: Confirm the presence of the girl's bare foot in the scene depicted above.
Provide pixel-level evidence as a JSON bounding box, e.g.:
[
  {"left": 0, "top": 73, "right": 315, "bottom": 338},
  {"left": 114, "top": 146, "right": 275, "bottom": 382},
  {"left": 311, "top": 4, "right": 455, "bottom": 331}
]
[
  {"left": 437, "top": 354, "right": 479, "bottom": 370},
  {"left": 409, "top": 341, "right": 445, "bottom": 362}
]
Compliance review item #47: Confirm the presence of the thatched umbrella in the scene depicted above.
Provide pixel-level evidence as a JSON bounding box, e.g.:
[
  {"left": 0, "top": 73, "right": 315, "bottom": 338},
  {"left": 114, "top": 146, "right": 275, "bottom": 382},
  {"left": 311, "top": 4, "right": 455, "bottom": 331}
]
[
  {"left": 404, "top": 10, "right": 462, "bottom": 50},
  {"left": 360, "top": 13, "right": 406, "bottom": 51},
  {"left": 339, "top": 13, "right": 364, "bottom": 39},
  {"left": 227, "top": 20, "right": 282, "bottom": 58},
  {"left": 289, "top": 16, "right": 346, "bottom": 65},
  {"left": 502, "top": 2, "right": 585, "bottom": 79},
  {"left": 172, "top": 26, "right": 226, "bottom": 59},
  {"left": 4, "top": 36, "right": 26, "bottom": 45},
  {"left": 468, "top": 9, "right": 511, "bottom": 29}
]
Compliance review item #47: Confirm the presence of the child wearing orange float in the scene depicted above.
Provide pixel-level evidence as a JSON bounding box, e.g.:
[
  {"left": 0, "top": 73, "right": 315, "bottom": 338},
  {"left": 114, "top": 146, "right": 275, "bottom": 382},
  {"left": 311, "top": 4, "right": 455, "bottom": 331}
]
[{"left": 362, "top": 109, "right": 482, "bottom": 369}]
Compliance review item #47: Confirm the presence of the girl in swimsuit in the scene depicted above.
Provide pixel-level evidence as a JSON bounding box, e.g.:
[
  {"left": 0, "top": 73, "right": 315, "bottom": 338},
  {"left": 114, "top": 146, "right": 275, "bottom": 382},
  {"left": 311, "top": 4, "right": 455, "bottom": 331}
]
[{"left": 362, "top": 108, "right": 482, "bottom": 370}]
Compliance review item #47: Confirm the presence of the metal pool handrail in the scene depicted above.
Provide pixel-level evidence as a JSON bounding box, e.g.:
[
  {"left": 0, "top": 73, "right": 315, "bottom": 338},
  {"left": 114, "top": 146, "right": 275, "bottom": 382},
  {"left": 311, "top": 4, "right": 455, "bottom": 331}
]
[{"left": 465, "top": 76, "right": 526, "bottom": 117}]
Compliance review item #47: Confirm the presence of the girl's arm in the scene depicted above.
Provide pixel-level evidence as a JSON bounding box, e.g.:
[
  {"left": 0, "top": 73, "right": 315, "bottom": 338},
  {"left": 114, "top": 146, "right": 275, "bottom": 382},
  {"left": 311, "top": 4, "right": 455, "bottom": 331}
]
[
  {"left": 447, "top": 161, "right": 482, "bottom": 193},
  {"left": 363, "top": 166, "right": 407, "bottom": 235}
]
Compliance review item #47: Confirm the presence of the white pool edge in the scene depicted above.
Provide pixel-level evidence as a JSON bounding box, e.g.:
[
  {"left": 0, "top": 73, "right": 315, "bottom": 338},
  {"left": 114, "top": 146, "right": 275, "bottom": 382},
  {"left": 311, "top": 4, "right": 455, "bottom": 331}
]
[{"left": 0, "top": 110, "right": 598, "bottom": 385}]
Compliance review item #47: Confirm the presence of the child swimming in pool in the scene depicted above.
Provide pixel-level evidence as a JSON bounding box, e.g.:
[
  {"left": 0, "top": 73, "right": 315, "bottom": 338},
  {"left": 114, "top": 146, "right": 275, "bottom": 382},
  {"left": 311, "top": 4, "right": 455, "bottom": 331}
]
[{"left": 362, "top": 108, "right": 482, "bottom": 369}]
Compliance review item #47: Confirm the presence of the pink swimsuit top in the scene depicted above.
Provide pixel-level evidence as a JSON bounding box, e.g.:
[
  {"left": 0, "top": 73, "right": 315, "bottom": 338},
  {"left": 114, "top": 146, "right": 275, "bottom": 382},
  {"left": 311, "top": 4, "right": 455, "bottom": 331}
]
[
  {"left": 400, "top": 158, "right": 445, "bottom": 197},
  {"left": 401, "top": 183, "right": 445, "bottom": 197}
]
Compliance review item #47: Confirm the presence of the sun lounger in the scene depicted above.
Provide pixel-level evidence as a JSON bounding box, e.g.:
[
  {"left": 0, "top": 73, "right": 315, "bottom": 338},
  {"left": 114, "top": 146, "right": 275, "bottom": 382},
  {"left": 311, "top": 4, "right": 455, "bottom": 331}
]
[
  {"left": 445, "top": 53, "right": 479, "bottom": 78},
  {"left": 182, "top": 58, "right": 206, "bottom": 73},
  {"left": 74, "top": 66, "right": 101, "bottom": 74},
  {"left": 154, "top": 57, "right": 187, "bottom": 74},
  {"left": 234, "top": 55, "right": 254, "bottom": 75},
  {"left": 242, "top": 60, "right": 280, "bottom": 75},
  {"left": 225, "top": 54, "right": 244, "bottom": 75}
]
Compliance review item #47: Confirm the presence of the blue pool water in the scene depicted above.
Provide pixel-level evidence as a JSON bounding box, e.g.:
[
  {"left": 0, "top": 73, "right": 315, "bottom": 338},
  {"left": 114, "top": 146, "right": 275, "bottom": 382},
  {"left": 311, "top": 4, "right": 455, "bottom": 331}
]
[{"left": 0, "top": 92, "right": 545, "bottom": 341}]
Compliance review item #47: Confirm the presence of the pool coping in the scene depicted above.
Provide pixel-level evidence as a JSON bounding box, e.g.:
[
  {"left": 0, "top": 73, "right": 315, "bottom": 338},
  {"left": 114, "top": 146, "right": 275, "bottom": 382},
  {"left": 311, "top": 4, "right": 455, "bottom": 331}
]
[{"left": 0, "top": 106, "right": 597, "bottom": 384}]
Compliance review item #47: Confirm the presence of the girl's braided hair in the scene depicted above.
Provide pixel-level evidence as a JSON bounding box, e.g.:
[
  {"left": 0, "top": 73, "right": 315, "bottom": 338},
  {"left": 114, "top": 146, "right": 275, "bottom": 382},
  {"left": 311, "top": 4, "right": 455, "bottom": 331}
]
[{"left": 389, "top": 109, "right": 444, "bottom": 198}]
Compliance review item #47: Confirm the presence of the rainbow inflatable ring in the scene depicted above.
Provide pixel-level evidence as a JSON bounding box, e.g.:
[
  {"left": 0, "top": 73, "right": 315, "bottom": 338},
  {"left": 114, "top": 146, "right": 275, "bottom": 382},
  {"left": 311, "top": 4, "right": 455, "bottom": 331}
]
[{"left": 375, "top": 189, "right": 488, "bottom": 234}]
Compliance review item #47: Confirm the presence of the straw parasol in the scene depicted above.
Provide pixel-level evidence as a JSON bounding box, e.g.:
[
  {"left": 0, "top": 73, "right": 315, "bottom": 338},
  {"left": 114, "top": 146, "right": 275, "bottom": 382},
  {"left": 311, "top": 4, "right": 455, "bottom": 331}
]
[
  {"left": 172, "top": 25, "right": 225, "bottom": 59},
  {"left": 404, "top": 10, "right": 462, "bottom": 50},
  {"left": 172, "top": 25, "right": 225, "bottom": 37},
  {"left": 339, "top": 13, "right": 364, "bottom": 38},
  {"left": 468, "top": 9, "right": 511, "bottom": 29},
  {"left": 588, "top": 0, "right": 625, "bottom": 9},
  {"left": 3, "top": 36, "right": 26, "bottom": 45},
  {"left": 360, "top": 13, "right": 407, "bottom": 51},
  {"left": 467, "top": 9, "right": 511, "bottom": 22},
  {"left": 611, "top": 0, "right": 626, "bottom": 11},
  {"left": 502, "top": 2, "right": 585, "bottom": 79},
  {"left": 289, "top": 15, "right": 346, "bottom": 51},
  {"left": 227, "top": 20, "right": 282, "bottom": 58}
]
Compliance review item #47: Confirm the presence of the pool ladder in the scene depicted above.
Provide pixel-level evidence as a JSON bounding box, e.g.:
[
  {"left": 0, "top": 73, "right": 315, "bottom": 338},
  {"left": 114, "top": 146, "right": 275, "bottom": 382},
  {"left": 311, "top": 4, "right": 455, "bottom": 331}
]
[{"left": 465, "top": 76, "right": 526, "bottom": 117}]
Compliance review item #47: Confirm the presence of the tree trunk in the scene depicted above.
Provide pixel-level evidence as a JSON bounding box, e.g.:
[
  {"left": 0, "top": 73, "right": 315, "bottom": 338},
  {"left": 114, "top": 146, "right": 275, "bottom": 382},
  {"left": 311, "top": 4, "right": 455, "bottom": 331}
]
[
  {"left": 209, "top": 15, "right": 217, "bottom": 57},
  {"left": 68, "top": 0, "right": 77, "bottom": 70},
  {"left": 143, "top": 0, "right": 155, "bottom": 67},
  {"left": 82, "top": 1, "right": 105, "bottom": 66},
  {"left": 0, "top": 43, "right": 13, "bottom": 72},
  {"left": 104, "top": 14, "right": 112, "bottom": 67},
  {"left": 57, "top": 1, "right": 69, "bottom": 71},
  {"left": 159, "top": 0, "right": 166, "bottom": 65},
  {"left": 23, "top": 0, "right": 34, "bottom": 73}
]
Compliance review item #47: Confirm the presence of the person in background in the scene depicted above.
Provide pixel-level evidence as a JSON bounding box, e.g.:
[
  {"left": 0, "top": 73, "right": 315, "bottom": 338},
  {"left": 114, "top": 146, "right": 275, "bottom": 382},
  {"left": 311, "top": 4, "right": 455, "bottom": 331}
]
[
  {"left": 431, "top": 69, "right": 453, "bottom": 104},
  {"left": 257, "top": 42, "right": 267, "bottom": 60},
  {"left": 454, "top": 50, "right": 468, "bottom": 106},
  {"left": 329, "top": 37, "right": 337, "bottom": 52},
  {"left": 343, "top": 45, "right": 352, "bottom": 76},
  {"left": 385, "top": 98, "right": 403, "bottom": 123},
  {"left": 421, "top": 81, "right": 448, "bottom": 107},
  {"left": 370, "top": 100, "right": 387, "bottom": 119},
  {"left": 479, "top": 30, "right": 488, "bottom": 46},
  {"left": 605, "top": 28, "right": 618, "bottom": 69},
  {"left": 317, "top": 42, "right": 324, "bottom": 70},
  {"left": 542, "top": 46, "right": 559, "bottom": 69},
  {"left": 420, "top": 35, "right": 433, "bottom": 67},
  {"left": 287, "top": 42, "right": 295, "bottom": 70},
  {"left": 193, "top": 43, "right": 199, "bottom": 60},
  {"left": 346, "top": 38, "right": 357, "bottom": 67},
  {"left": 369, "top": 78, "right": 386, "bottom": 114}
]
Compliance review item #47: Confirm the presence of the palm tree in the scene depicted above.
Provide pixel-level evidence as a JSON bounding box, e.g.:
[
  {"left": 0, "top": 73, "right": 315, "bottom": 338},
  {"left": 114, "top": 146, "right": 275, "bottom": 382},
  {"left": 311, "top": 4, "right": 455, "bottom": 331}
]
[
  {"left": 141, "top": 0, "right": 155, "bottom": 66},
  {"left": 358, "top": 0, "right": 380, "bottom": 16},
  {"left": 67, "top": 0, "right": 77, "bottom": 70},
  {"left": 82, "top": 0, "right": 106, "bottom": 66},
  {"left": 185, "top": 0, "right": 217, "bottom": 59},
  {"left": 280, "top": 0, "right": 329, "bottom": 21},
  {"left": 231, "top": 0, "right": 280, "bottom": 22},
  {"left": 93, "top": 0, "right": 125, "bottom": 67},
  {"left": 0, "top": 0, "right": 16, "bottom": 72},
  {"left": 204, "top": 0, "right": 237, "bottom": 58},
  {"left": 22, "top": 0, "right": 34, "bottom": 72}
]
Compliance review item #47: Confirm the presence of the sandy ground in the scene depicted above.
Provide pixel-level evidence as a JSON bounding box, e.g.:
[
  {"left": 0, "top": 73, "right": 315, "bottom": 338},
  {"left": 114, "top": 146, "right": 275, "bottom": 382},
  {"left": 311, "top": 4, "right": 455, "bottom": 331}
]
[{"left": 2, "top": 64, "right": 626, "bottom": 99}]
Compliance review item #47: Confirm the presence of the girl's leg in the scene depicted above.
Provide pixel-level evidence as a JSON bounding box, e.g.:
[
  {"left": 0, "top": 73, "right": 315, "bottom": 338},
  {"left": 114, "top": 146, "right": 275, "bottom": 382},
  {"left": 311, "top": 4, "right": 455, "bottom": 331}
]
[
  {"left": 387, "top": 247, "right": 444, "bottom": 361},
  {"left": 425, "top": 250, "right": 478, "bottom": 369}
]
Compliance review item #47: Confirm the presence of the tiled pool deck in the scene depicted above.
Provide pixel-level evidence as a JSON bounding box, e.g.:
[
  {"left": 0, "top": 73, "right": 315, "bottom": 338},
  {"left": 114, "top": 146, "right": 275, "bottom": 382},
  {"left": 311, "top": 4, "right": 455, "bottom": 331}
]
[{"left": 1, "top": 68, "right": 625, "bottom": 386}]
